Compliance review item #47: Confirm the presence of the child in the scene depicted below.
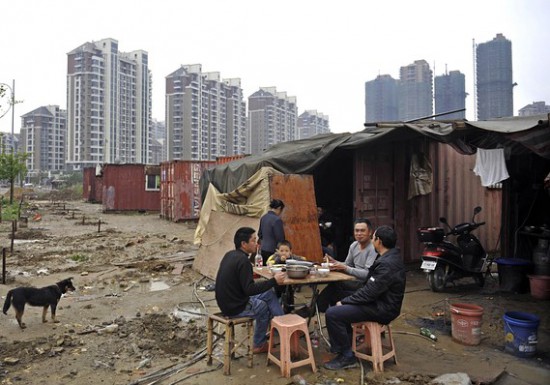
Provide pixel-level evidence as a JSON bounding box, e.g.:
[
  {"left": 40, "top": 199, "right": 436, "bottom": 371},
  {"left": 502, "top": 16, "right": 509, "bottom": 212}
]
[
  {"left": 266, "top": 240, "right": 305, "bottom": 265},
  {"left": 267, "top": 240, "right": 305, "bottom": 313}
]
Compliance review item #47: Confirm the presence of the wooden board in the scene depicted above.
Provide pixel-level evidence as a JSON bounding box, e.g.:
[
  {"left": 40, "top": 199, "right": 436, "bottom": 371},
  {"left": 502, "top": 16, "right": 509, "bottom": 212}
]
[{"left": 269, "top": 174, "right": 323, "bottom": 263}]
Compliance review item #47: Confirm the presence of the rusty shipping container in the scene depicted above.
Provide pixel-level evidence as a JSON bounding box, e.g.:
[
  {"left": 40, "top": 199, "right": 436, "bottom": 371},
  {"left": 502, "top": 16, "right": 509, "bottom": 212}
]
[
  {"left": 354, "top": 140, "right": 501, "bottom": 263},
  {"left": 215, "top": 154, "right": 247, "bottom": 165},
  {"left": 160, "top": 161, "right": 215, "bottom": 221},
  {"left": 82, "top": 167, "right": 103, "bottom": 203},
  {"left": 83, "top": 167, "right": 95, "bottom": 202},
  {"left": 102, "top": 164, "right": 160, "bottom": 212}
]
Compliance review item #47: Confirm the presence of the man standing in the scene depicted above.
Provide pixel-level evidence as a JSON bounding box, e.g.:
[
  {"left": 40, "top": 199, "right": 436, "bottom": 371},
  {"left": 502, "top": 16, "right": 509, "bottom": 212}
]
[
  {"left": 323, "top": 225, "right": 406, "bottom": 370},
  {"left": 215, "top": 227, "right": 285, "bottom": 353},
  {"left": 315, "top": 219, "right": 378, "bottom": 313}
]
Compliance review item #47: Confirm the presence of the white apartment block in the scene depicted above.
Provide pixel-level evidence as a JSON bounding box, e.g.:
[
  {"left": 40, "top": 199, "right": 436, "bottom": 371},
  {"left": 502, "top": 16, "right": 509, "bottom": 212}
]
[
  {"left": 66, "top": 38, "right": 152, "bottom": 169},
  {"left": 297, "top": 110, "right": 330, "bottom": 139},
  {"left": 20, "top": 105, "right": 66, "bottom": 173},
  {"left": 165, "top": 65, "right": 247, "bottom": 161},
  {"left": 248, "top": 87, "right": 297, "bottom": 154}
]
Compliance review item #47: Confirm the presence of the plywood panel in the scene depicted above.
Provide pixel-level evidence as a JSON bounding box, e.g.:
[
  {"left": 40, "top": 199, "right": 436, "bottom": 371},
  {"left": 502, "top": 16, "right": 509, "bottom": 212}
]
[{"left": 269, "top": 174, "right": 323, "bottom": 262}]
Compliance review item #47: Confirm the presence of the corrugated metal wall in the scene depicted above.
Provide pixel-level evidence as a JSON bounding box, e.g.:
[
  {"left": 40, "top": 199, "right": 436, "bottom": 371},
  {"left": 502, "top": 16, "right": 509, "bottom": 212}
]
[
  {"left": 354, "top": 140, "right": 501, "bottom": 263},
  {"left": 432, "top": 143, "right": 502, "bottom": 253},
  {"left": 160, "top": 161, "right": 215, "bottom": 221}
]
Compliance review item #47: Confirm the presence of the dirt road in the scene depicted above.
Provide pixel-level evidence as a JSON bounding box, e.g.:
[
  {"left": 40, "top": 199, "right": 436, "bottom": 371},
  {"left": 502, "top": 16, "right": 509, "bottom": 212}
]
[{"left": 0, "top": 200, "right": 548, "bottom": 385}]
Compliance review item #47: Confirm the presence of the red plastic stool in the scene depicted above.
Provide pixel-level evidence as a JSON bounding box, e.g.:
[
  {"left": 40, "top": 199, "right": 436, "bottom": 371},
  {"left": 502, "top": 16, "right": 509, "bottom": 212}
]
[
  {"left": 267, "top": 314, "right": 317, "bottom": 377},
  {"left": 351, "top": 321, "right": 397, "bottom": 372}
]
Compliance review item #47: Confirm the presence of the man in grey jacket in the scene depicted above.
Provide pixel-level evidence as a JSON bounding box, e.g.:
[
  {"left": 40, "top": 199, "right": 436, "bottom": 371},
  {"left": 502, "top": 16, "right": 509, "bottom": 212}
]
[
  {"left": 323, "top": 225, "right": 406, "bottom": 370},
  {"left": 315, "top": 218, "right": 377, "bottom": 313}
]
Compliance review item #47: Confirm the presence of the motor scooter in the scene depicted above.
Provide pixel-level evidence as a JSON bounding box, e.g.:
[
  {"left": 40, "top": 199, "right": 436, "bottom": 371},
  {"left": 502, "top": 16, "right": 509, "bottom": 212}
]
[{"left": 419, "top": 206, "right": 488, "bottom": 292}]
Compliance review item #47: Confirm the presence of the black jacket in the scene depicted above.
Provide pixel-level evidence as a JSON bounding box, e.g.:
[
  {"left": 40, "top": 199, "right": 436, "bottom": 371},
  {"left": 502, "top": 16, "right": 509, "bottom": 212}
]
[
  {"left": 215, "top": 249, "right": 276, "bottom": 316},
  {"left": 341, "top": 248, "right": 406, "bottom": 324}
]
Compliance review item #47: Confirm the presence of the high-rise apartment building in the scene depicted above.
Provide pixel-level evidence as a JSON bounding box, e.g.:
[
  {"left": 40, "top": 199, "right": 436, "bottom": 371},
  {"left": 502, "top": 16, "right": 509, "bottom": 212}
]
[
  {"left": 434, "top": 70, "right": 466, "bottom": 119},
  {"left": 150, "top": 119, "right": 166, "bottom": 164},
  {"left": 365, "top": 75, "right": 398, "bottom": 122},
  {"left": 66, "top": 38, "right": 152, "bottom": 169},
  {"left": 165, "top": 65, "right": 247, "bottom": 160},
  {"left": 518, "top": 101, "right": 550, "bottom": 116},
  {"left": 248, "top": 87, "right": 297, "bottom": 154},
  {"left": 476, "top": 33, "right": 513, "bottom": 120},
  {"left": 297, "top": 110, "right": 330, "bottom": 139},
  {"left": 398, "top": 60, "right": 433, "bottom": 121},
  {"left": 20, "top": 105, "right": 66, "bottom": 173}
]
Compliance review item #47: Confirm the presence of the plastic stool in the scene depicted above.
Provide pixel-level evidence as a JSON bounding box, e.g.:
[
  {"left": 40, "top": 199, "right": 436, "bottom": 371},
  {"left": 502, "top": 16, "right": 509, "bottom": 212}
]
[
  {"left": 267, "top": 314, "right": 317, "bottom": 377},
  {"left": 351, "top": 321, "right": 397, "bottom": 372},
  {"left": 206, "top": 312, "right": 254, "bottom": 375}
]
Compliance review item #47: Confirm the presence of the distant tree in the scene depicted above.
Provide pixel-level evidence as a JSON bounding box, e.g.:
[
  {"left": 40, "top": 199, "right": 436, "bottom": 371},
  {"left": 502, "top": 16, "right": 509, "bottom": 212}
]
[{"left": 0, "top": 151, "right": 29, "bottom": 204}]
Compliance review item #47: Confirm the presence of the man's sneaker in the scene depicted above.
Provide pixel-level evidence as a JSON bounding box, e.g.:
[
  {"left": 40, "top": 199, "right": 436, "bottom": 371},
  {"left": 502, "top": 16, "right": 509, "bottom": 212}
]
[
  {"left": 252, "top": 342, "right": 269, "bottom": 354},
  {"left": 323, "top": 354, "right": 358, "bottom": 370}
]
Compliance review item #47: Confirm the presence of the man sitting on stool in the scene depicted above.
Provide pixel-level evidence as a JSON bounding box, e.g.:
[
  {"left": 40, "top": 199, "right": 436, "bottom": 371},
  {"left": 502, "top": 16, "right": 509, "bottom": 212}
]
[
  {"left": 215, "top": 227, "right": 285, "bottom": 354},
  {"left": 323, "top": 226, "right": 406, "bottom": 370}
]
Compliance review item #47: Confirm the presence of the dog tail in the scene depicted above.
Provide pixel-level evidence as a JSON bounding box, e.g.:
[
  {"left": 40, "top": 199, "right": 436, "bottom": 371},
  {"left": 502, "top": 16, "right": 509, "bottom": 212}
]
[{"left": 2, "top": 289, "right": 13, "bottom": 315}]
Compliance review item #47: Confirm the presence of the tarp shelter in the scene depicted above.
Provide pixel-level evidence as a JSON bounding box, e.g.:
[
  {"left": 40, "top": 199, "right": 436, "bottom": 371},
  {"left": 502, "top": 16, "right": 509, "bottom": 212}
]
[
  {"left": 193, "top": 168, "right": 323, "bottom": 279},
  {"left": 199, "top": 114, "right": 550, "bottom": 262}
]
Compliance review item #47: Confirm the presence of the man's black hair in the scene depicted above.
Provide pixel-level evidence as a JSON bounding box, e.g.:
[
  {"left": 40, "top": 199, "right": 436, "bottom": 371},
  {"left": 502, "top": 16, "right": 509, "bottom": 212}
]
[
  {"left": 234, "top": 227, "right": 256, "bottom": 249},
  {"left": 354, "top": 218, "right": 373, "bottom": 230},
  {"left": 374, "top": 225, "right": 397, "bottom": 248}
]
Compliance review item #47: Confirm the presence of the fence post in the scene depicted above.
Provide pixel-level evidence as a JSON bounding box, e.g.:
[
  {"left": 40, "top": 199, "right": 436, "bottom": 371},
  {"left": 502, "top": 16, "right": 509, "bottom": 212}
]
[{"left": 2, "top": 247, "right": 6, "bottom": 284}]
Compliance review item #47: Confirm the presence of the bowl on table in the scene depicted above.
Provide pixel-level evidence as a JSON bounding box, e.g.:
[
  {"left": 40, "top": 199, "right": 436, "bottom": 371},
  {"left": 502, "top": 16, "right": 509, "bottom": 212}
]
[
  {"left": 317, "top": 268, "right": 330, "bottom": 277},
  {"left": 285, "top": 265, "right": 310, "bottom": 279},
  {"left": 270, "top": 266, "right": 283, "bottom": 275}
]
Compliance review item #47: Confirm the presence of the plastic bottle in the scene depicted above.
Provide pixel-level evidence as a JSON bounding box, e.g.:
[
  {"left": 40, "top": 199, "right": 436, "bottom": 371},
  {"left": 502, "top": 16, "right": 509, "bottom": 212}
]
[
  {"left": 311, "top": 320, "right": 319, "bottom": 348},
  {"left": 420, "top": 327, "right": 437, "bottom": 341},
  {"left": 254, "top": 253, "right": 263, "bottom": 267}
]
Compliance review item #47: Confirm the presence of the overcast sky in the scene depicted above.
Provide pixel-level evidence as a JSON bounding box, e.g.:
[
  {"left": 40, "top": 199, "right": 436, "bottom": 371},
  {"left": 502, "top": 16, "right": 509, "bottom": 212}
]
[{"left": 1, "top": 0, "right": 549, "bottom": 135}]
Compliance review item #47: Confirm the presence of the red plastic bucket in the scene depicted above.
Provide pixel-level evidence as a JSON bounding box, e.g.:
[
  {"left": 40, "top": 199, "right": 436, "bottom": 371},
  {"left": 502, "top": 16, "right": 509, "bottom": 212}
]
[
  {"left": 528, "top": 275, "right": 550, "bottom": 300},
  {"left": 450, "top": 303, "right": 484, "bottom": 346}
]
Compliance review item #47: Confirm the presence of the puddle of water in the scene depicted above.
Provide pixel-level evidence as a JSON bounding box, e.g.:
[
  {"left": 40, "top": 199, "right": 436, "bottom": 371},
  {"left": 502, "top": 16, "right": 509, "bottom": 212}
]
[{"left": 149, "top": 281, "right": 170, "bottom": 292}]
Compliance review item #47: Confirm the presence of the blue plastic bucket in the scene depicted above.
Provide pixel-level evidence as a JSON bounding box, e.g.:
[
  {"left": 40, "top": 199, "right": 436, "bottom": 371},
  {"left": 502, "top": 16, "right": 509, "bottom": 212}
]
[
  {"left": 496, "top": 258, "right": 531, "bottom": 293},
  {"left": 503, "top": 311, "right": 540, "bottom": 357}
]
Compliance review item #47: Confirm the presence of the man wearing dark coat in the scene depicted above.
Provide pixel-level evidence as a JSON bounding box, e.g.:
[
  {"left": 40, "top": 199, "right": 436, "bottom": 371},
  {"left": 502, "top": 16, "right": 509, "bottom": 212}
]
[{"left": 323, "top": 225, "right": 406, "bottom": 370}]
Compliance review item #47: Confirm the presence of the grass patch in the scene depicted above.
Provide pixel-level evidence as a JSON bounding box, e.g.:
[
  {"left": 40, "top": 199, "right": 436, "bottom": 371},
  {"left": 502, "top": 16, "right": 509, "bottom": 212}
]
[{"left": 70, "top": 253, "right": 89, "bottom": 263}]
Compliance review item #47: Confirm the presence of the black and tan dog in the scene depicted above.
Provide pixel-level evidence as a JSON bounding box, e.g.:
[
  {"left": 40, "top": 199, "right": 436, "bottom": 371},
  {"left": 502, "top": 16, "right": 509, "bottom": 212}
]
[{"left": 2, "top": 278, "right": 76, "bottom": 329}]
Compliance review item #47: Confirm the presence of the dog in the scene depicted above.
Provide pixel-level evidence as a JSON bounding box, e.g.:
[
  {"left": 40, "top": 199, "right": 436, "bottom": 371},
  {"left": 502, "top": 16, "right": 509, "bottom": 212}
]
[{"left": 2, "top": 277, "right": 76, "bottom": 329}]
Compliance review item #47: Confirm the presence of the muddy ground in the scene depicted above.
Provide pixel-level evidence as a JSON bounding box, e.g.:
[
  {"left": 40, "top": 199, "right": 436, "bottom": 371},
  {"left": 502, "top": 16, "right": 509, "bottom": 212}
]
[{"left": 0, "top": 200, "right": 549, "bottom": 385}]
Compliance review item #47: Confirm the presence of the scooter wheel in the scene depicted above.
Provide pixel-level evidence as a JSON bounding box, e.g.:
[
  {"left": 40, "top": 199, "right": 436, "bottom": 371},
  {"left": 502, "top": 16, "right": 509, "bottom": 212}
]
[{"left": 428, "top": 266, "right": 446, "bottom": 292}]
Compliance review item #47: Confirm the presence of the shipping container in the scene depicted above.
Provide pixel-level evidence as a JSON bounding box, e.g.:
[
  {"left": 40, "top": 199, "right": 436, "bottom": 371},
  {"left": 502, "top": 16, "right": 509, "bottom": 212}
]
[
  {"left": 83, "top": 166, "right": 103, "bottom": 203},
  {"left": 160, "top": 161, "right": 215, "bottom": 221},
  {"left": 102, "top": 164, "right": 160, "bottom": 212}
]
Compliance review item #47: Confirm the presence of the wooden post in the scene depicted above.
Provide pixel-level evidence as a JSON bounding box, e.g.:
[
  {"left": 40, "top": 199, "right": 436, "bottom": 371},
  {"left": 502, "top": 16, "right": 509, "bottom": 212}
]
[
  {"left": 2, "top": 247, "right": 6, "bottom": 284},
  {"left": 82, "top": 215, "right": 86, "bottom": 225},
  {"left": 11, "top": 220, "right": 16, "bottom": 254}
]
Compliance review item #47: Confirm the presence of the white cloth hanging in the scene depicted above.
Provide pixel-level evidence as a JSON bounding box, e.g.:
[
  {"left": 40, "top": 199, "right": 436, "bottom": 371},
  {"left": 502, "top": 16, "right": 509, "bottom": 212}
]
[{"left": 473, "top": 148, "right": 510, "bottom": 187}]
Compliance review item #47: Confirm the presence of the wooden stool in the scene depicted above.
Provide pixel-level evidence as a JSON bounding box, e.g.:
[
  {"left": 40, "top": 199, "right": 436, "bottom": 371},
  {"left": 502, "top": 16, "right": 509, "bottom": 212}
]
[
  {"left": 206, "top": 312, "right": 254, "bottom": 375},
  {"left": 267, "top": 314, "right": 317, "bottom": 377},
  {"left": 351, "top": 321, "right": 397, "bottom": 373}
]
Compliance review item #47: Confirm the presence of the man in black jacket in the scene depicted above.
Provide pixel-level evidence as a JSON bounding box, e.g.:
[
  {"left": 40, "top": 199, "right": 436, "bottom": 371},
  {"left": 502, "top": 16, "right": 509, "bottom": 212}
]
[
  {"left": 323, "top": 225, "right": 406, "bottom": 370},
  {"left": 215, "top": 227, "right": 285, "bottom": 353}
]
